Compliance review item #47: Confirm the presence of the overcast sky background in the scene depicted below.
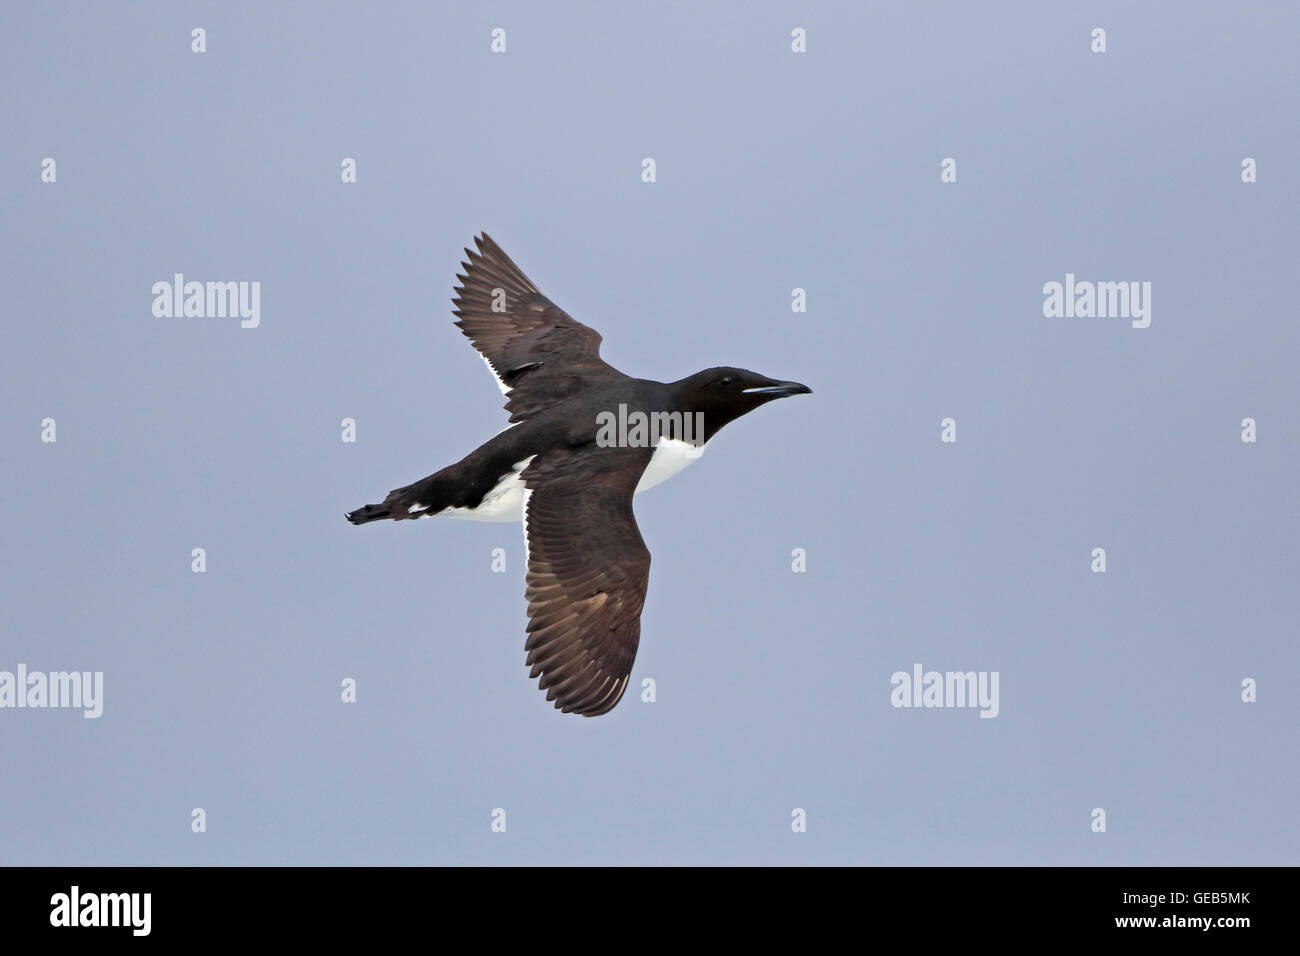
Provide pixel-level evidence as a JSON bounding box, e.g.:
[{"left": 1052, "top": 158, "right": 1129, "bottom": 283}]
[{"left": 2, "top": 1, "right": 1296, "bottom": 865}]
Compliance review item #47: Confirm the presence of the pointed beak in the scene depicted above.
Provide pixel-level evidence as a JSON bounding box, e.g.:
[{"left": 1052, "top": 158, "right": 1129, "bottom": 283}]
[{"left": 743, "top": 381, "right": 812, "bottom": 399}]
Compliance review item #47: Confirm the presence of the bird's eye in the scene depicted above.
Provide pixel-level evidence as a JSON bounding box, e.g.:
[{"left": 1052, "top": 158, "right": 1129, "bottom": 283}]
[{"left": 719, "top": 377, "right": 732, "bottom": 386}]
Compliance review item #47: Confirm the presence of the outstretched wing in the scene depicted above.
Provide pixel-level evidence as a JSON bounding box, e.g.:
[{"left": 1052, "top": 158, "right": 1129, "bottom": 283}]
[
  {"left": 521, "top": 445, "right": 655, "bottom": 716},
  {"left": 453, "top": 233, "right": 621, "bottom": 422}
]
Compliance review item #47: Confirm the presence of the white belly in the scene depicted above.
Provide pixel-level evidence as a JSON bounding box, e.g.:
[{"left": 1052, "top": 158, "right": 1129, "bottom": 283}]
[
  {"left": 433, "top": 438, "right": 707, "bottom": 523},
  {"left": 635, "top": 436, "right": 707, "bottom": 493}
]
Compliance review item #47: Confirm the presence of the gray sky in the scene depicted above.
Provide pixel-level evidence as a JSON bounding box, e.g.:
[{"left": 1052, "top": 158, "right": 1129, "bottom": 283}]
[{"left": 2, "top": 1, "right": 1296, "bottom": 865}]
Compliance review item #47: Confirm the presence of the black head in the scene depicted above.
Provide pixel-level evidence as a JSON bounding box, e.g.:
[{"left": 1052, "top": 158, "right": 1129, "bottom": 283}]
[{"left": 674, "top": 366, "right": 812, "bottom": 440}]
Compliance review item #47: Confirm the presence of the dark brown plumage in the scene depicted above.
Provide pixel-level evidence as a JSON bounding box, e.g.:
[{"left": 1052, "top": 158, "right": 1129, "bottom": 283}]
[
  {"left": 520, "top": 445, "right": 654, "bottom": 715},
  {"left": 453, "top": 234, "right": 619, "bottom": 423},
  {"left": 347, "top": 233, "right": 810, "bottom": 716}
]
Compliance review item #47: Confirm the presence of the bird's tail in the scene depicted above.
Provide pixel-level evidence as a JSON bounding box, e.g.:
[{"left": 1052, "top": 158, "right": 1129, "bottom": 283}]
[
  {"left": 345, "top": 502, "right": 394, "bottom": 525},
  {"left": 347, "top": 468, "right": 458, "bottom": 525}
]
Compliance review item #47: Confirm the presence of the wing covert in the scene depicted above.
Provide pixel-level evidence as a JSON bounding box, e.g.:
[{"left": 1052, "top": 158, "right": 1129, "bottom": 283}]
[{"left": 452, "top": 233, "right": 620, "bottom": 422}]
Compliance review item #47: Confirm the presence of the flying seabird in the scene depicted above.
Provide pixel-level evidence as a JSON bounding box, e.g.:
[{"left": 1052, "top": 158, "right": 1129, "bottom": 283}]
[{"left": 347, "top": 234, "right": 810, "bottom": 716}]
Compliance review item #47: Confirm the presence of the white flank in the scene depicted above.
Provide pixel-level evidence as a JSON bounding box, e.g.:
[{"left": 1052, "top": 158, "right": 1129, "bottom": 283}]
[
  {"left": 441, "top": 455, "right": 535, "bottom": 522},
  {"left": 435, "top": 436, "right": 704, "bottom": 525}
]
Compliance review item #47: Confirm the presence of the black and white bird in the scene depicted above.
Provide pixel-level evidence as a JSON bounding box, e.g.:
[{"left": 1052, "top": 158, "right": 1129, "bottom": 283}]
[{"left": 347, "top": 234, "right": 810, "bottom": 716}]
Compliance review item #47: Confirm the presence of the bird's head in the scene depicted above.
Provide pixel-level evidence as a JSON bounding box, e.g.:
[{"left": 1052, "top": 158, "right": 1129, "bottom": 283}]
[{"left": 676, "top": 367, "right": 812, "bottom": 437}]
